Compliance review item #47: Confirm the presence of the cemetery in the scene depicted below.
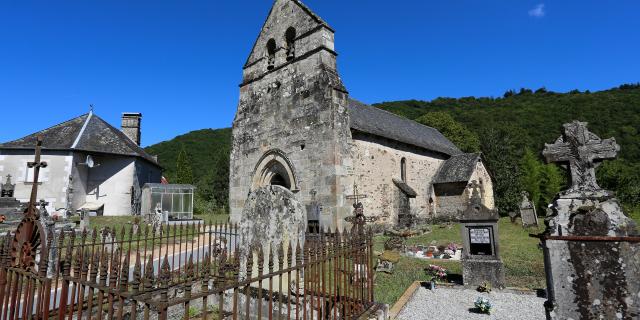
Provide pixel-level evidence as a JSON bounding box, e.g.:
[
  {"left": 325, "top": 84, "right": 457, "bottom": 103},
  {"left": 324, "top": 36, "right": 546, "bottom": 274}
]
[{"left": 1, "top": 1, "right": 639, "bottom": 319}]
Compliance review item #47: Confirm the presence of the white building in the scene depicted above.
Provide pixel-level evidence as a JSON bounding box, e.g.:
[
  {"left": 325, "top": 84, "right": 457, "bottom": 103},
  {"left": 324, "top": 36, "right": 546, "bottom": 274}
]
[{"left": 0, "top": 111, "right": 162, "bottom": 216}]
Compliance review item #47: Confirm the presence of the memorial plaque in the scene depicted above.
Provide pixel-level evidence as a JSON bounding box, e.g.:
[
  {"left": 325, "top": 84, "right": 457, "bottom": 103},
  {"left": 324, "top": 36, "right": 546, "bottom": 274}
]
[{"left": 468, "top": 226, "right": 493, "bottom": 255}]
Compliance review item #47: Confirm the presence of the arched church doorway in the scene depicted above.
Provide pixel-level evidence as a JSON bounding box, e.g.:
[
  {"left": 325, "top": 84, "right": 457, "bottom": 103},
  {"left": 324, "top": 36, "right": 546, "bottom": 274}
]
[{"left": 252, "top": 149, "right": 298, "bottom": 192}]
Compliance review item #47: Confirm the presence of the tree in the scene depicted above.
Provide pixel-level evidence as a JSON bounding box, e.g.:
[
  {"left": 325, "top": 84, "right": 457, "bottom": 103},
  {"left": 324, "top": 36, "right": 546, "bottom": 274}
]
[
  {"left": 480, "top": 127, "right": 523, "bottom": 215},
  {"left": 539, "top": 163, "right": 564, "bottom": 209},
  {"left": 416, "top": 112, "right": 480, "bottom": 153},
  {"left": 175, "top": 146, "right": 194, "bottom": 185},
  {"left": 519, "top": 148, "right": 542, "bottom": 208}
]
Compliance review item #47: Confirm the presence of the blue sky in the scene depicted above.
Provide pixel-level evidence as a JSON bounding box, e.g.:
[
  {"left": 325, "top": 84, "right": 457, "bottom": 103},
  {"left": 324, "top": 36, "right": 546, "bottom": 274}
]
[{"left": 1, "top": 1, "right": 639, "bottom": 147}]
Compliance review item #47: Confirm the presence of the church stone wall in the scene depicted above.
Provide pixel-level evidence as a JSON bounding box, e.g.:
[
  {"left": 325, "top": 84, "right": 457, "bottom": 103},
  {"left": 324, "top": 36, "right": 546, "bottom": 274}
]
[
  {"left": 349, "top": 132, "right": 446, "bottom": 224},
  {"left": 230, "top": 0, "right": 353, "bottom": 230}
]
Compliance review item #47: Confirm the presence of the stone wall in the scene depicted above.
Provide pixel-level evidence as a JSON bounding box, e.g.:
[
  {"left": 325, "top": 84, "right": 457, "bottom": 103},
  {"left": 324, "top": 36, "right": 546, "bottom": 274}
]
[
  {"left": 435, "top": 161, "right": 495, "bottom": 219},
  {"left": 229, "top": 0, "right": 353, "bottom": 230},
  {"left": 349, "top": 132, "right": 446, "bottom": 224}
]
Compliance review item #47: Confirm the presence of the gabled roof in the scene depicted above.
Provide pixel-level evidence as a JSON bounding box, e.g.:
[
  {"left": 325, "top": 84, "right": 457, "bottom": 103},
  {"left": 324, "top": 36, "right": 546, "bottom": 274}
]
[
  {"left": 0, "top": 112, "right": 159, "bottom": 166},
  {"left": 243, "top": 0, "right": 334, "bottom": 69},
  {"left": 433, "top": 153, "right": 481, "bottom": 184},
  {"left": 347, "top": 99, "right": 461, "bottom": 156}
]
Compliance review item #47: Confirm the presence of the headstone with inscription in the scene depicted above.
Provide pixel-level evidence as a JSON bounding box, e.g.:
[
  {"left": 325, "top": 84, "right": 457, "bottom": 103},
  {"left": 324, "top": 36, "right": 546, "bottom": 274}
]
[
  {"left": 540, "top": 121, "right": 639, "bottom": 319},
  {"left": 459, "top": 180, "right": 505, "bottom": 289},
  {"left": 519, "top": 191, "right": 538, "bottom": 228}
]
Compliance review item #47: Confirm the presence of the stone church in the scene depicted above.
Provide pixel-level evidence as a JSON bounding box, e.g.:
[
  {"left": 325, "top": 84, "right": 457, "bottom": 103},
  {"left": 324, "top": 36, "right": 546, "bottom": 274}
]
[
  {"left": 0, "top": 112, "right": 161, "bottom": 216},
  {"left": 229, "top": 0, "right": 494, "bottom": 230}
]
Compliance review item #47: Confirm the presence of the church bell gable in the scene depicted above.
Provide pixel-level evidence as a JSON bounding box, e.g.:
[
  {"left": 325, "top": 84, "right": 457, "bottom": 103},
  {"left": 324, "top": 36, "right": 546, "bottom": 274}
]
[{"left": 242, "top": 0, "right": 337, "bottom": 85}]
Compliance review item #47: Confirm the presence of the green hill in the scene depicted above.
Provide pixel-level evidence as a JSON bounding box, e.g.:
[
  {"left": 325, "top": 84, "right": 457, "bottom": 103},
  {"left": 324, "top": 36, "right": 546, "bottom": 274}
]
[
  {"left": 144, "top": 128, "right": 231, "bottom": 213},
  {"left": 144, "top": 84, "right": 640, "bottom": 221}
]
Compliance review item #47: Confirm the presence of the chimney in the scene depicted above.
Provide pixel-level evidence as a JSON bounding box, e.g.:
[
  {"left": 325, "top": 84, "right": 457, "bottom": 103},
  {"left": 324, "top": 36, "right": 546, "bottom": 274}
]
[{"left": 121, "top": 112, "right": 142, "bottom": 145}]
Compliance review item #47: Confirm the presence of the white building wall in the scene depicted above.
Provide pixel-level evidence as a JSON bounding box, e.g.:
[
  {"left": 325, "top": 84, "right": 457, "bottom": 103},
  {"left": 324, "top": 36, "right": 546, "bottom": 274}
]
[
  {"left": 82, "top": 155, "right": 136, "bottom": 216},
  {"left": 0, "top": 149, "right": 73, "bottom": 213}
]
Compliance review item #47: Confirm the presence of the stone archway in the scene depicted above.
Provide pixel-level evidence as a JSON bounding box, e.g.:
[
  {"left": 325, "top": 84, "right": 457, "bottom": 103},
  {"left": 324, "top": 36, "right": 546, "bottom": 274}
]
[{"left": 252, "top": 149, "right": 299, "bottom": 192}]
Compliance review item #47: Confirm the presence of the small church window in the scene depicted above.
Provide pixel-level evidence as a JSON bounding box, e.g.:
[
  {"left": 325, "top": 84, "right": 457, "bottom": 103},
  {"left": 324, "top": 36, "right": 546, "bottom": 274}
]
[
  {"left": 266, "top": 38, "right": 276, "bottom": 70},
  {"left": 285, "top": 27, "right": 296, "bottom": 61},
  {"left": 401, "top": 157, "right": 407, "bottom": 181}
]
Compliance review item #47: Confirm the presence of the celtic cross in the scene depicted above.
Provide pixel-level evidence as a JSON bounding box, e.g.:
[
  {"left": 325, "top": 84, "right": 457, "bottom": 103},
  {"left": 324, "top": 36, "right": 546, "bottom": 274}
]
[{"left": 542, "top": 121, "right": 619, "bottom": 193}]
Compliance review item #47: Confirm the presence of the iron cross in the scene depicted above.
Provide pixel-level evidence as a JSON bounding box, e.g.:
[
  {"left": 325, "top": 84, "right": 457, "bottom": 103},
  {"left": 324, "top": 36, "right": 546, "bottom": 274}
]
[
  {"left": 26, "top": 136, "right": 47, "bottom": 217},
  {"left": 542, "top": 121, "right": 619, "bottom": 192},
  {"left": 345, "top": 183, "right": 368, "bottom": 206}
]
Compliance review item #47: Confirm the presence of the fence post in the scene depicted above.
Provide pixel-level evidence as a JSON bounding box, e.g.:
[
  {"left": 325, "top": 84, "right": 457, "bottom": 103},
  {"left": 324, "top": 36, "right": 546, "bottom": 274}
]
[{"left": 158, "top": 255, "right": 170, "bottom": 320}]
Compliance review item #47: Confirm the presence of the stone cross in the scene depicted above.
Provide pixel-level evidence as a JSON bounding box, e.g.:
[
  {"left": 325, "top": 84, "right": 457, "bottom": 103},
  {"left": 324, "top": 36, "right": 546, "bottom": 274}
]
[
  {"left": 542, "top": 121, "right": 619, "bottom": 193},
  {"left": 468, "top": 180, "right": 482, "bottom": 204}
]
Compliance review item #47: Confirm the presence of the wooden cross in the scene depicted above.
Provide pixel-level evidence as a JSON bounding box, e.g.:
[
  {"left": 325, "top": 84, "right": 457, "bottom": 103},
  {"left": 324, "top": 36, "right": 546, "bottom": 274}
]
[
  {"left": 26, "top": 136, "right": 47, "bottom": 218},
  {"left": 543, "top": 121, "right": 619, "bottom": 192}
]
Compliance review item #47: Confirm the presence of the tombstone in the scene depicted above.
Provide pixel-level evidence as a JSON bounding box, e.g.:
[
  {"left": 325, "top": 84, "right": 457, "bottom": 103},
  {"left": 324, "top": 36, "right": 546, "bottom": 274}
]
[
  {"left": 540, "top": 121, "right": 639, "bottom": 319},
  {"left": 238, "top": 185, "right": 306, "bottom": 280},
  {"left": 519, "top": 191, "right": 538, "bottom": 228},
  {"left": 459, "top": 180, "right": 505, "bottom": 289},
  {"left": 1, "top": 174, "right": 15, "bottom": 198},
  {"left": 79, "top": 209, "right": 90, "bottom": 231}
]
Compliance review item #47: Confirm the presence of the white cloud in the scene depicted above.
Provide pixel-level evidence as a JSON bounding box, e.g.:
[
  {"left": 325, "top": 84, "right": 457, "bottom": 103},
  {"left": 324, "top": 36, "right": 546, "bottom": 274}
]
[{"left": 528, "top": 4, "right": 545, "bottom": 18}]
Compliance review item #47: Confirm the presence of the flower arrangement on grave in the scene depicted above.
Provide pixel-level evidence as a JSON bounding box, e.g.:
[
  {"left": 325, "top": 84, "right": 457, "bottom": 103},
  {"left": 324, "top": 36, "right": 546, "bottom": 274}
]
[
  {"left": 446, "top": 242, "right": 458, "bottom": 253},
  {"left": 426, "top": 264, "right": 448, "bottom": 283},
  {"left": 474, "top": 297, "right": 493, "bottom": 314}
]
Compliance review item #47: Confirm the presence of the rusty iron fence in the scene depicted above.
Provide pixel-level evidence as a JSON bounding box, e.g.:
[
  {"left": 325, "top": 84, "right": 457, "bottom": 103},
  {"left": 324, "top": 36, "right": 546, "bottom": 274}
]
[{"left": 0, "top": 220, "right": 375, "bottom": 320}]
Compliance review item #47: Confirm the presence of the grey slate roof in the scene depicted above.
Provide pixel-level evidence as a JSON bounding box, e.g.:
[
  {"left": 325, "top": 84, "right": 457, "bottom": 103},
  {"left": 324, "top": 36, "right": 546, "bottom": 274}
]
[
  {"left": 433, "top": 153, "right": 482, "bottom": 184},
  {"left": 392, "top": 178, "right": 417, "bottom": 198},
  {"left": 347, "top": 99, "right": 461, "bottom": 156},
  {"left": 0, "top": 112, "right": 159, "bottom": 166}
]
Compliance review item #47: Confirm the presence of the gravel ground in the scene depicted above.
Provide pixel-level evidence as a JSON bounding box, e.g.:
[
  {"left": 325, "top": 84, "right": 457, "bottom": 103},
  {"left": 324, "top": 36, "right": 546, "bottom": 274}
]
[{"left": 397, "top": 287, "right": 546, "bottom": 320}]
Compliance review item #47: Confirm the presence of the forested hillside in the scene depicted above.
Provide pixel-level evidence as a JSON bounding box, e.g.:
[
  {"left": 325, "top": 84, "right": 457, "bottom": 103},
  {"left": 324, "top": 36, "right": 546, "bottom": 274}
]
[
  {"left": 376, "top": 84, "right": 640, "bottom": 219},
  {"left": 144, "top": 128, "right": 231, "bottom": 214},
  {"left": 144, "top": 84, "right": 640, "bottom": 221}
]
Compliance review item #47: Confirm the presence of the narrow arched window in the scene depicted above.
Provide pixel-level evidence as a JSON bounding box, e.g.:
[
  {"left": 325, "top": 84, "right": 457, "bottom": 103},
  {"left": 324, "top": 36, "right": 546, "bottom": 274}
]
[
  {"left": 266, "top": 38, "right": 276, "bottom": 70},
  {"left": 285, "top": 27, "right": 296, "bottom": 61},
  {"left": 401, "top": 157, "right": 407, "bottom": 181}
]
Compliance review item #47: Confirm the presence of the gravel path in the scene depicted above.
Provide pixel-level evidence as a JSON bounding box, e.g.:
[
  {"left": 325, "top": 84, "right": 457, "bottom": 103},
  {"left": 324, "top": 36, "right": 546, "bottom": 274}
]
[{"left": 397, "top": 287, "right": 546, "bottom": 320}]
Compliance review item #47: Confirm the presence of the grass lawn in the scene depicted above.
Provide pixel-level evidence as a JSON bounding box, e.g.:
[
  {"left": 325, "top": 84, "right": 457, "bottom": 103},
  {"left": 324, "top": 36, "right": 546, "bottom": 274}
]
[{"left": 373, "top": 218, "right": 546, "bottom": 306}]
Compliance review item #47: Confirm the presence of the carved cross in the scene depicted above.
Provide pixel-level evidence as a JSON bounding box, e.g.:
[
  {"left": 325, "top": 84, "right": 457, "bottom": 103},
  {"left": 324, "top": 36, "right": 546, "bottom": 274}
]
[
  {"left": 543, "top": 121, "right": 619, "bottom": 192},
  {"left": 468, "top": 180, "right": 482, "bottom": 205}
]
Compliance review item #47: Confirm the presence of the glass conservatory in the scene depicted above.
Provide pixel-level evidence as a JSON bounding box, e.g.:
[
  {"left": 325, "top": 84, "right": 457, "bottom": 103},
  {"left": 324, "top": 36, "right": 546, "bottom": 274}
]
[{"left": 140, "top": 183, "right": 195, "bottom": 221}]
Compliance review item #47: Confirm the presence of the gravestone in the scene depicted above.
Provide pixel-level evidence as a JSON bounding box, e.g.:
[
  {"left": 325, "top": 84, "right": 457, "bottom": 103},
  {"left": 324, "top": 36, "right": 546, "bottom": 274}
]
[
  {"left": 459, "top": 180, "right": 505, "bottom": 289},
  {"left": 238, "top": 185, "right": 306, "bottom": 275},
  {"left": 519, "top": 191, "right": 538, "bottom": 228},
  {"left": 0, "top": 175, "right": 25, "bottom": 232},
  {"left": 540, "top": 121, "right": 639, "bottom": 319}
]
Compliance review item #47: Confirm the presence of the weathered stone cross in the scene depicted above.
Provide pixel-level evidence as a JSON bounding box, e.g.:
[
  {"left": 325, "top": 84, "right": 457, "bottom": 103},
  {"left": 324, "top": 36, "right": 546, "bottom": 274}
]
[{"left": 542, "top": 121, "right": 619, "bottom": 193}]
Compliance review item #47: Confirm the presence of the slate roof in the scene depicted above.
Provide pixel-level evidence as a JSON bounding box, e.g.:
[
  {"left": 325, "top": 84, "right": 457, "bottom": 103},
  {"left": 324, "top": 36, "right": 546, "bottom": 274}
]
[
  {"left": 0, "top": 112, "right": 159, "bottom": 166},
  {"left": 392, "top": 178, "right": 417, "bottom": 198},
  {"left": 433, "top": 153, "right": 482, "bottom": 184},
  {"left": 347, "top": 99, "right": 461, "bottom": 156}
]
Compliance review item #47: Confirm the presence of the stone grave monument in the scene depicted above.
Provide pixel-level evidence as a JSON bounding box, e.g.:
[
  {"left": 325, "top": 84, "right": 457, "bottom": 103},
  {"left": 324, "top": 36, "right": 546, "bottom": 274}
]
[
  {"left": 238, "top": 185, "right": 306, "bottom": 279},
  {"left": 0, "top": 175, "right": 25, "bottom": 232},
  {"left": 540, "top": 121, "right": 639, "bottom": 319},
  {"left": 459, "top": 180, "right": 505, "bottom": 289},
  {"left": 519, "top": 191, "right": 538, "bottom": 228}
]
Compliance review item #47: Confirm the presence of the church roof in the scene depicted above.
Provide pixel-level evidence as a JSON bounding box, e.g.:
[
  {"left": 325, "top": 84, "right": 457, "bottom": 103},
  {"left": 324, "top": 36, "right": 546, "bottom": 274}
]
[
  {"left": 433, "top": 153, "right": 481, "bottom": 184},
  {"left": 0, "top": 112, "right": 159, "bottom": 166},
  {"left": 347, "top": 99, "right": 461, "bottom": 156}
]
